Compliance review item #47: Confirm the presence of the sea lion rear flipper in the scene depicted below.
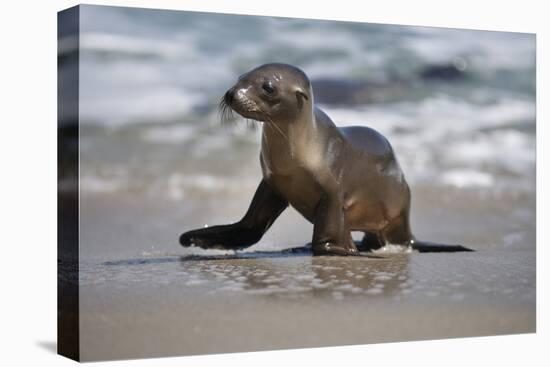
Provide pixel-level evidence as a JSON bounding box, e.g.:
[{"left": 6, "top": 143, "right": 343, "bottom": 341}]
[
  {"left": 179, "top": 180, "right": 288, "bottom": 250},
  {"left": 411, "top": 240, "right": 474, "bottom": 253}
]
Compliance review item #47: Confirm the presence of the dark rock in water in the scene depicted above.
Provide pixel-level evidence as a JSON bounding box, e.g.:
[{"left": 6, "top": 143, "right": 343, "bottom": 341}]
[
  {"left": 420, "top": 62, "right": 467, "bottom": 81},
  {"left": 312, "top": 60, "right": 468, "bottom": 106},
  {"left": 311, "top": 78, "right": 406, "bottom": 106}
]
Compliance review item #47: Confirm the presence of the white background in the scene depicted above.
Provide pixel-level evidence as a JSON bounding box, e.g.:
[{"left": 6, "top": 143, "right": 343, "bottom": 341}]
[{"left": 0, "top": 0, "right": 547, "bottom": 365}]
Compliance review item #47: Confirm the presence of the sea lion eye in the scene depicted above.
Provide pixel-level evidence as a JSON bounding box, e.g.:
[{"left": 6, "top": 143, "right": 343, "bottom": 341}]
[{"left": 262, "top": 82, "right": 275, "bottom": 94}]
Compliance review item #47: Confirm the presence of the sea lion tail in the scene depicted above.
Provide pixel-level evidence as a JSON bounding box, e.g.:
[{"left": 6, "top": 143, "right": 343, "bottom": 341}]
[{"left": 411, "top": 240, "right": 474, "bottom": 253}]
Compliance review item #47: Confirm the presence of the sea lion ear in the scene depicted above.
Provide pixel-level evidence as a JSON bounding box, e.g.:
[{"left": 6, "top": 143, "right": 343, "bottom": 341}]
[{"left": 295, "top": 89, "right": 309, "bottom": 109}]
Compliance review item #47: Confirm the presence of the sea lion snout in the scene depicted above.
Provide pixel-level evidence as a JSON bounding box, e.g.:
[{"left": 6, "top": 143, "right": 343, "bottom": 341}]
[
  {"left": 223, "top": 82, "right": 266, "bottom": 121},
  {"left": 223, "top": 89, "right": 235, "bottom": 105},
  {"left": 219, "top": 85, "right": 260, "bottom": 122}
]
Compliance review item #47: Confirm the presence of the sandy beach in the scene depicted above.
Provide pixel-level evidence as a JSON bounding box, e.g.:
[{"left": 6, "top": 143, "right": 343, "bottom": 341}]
[{"left": 77, "top": 185, "right": 535, "bottom": 361}]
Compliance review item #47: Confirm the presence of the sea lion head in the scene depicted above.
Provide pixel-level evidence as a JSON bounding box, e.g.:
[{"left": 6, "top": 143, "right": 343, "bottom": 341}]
[{"left": 221, "top": 63, "right": 312, "bottom": 123}]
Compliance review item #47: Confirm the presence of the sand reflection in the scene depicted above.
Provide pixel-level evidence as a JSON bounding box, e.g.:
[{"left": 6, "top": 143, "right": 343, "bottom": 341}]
[{"left": 175, "top": 252, "right": 411, "bottom": 300}]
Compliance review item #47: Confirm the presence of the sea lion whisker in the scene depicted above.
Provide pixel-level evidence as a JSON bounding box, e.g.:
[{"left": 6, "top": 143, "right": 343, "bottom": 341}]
[
  {"left": 218, "top": 97, "right": 235, "bottom": 125},
  {"left": 264, "top": 115, "right": 289, "bottom": 143}
]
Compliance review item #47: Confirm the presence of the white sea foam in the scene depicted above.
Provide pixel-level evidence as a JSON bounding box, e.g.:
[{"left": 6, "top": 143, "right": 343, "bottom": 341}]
[
  {"left": 442, "top": 129, "right": 534, "bottom": 174},
  {"left": 441, "top": 169, "right": 494, "bottom": 188},
  {"left": 79, "top": 84, "right": 203, "bottom": 126},
  {"left": 80, "top": 32, "right": 192, "bottom": 58},
  {"left": 80, "top": 175, "right": 127, "bottom": 193},
  {"left": 79, "top": 172, "right": 257, "bottom": 197},
  {"left": 405, "top": 28, "right": 535, "bottom": 70},
  {"left": 321, "top": 95, "right": 534, "bottom": 187},
  {"left": 372, "top": 244, "right": 413, "bottom": 254},
  {"left": 323, "top": 92, "right": 534, "bottom": 130},
  {"left": 141, "top": 124, "right": 198, "bottom": 144}
]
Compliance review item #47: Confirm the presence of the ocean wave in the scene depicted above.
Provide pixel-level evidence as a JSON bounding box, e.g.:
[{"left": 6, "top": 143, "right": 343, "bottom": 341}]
[
  {"left": 74, "top": 8, "right": 535, "bottom": 128},
  {"left": 80, "top": 32, "right": 192, "bottom": 59},
  {"left": 80, "top": 172, "right": 259, "bottom": 200},
  {"left": 79, "top": 84, "right": 204, "bottom": 126},
  {"left": 322, "top": 95, "right": 534, "bottom": 188},
  {"left": 440, "top": 169, "right": 495, "bottom": 188},
  {"left": 73, "top": 6, "right": 535, "bottom": 193},
  {"left": 141, "top": 124, "right": 198, "bottom": 144}
]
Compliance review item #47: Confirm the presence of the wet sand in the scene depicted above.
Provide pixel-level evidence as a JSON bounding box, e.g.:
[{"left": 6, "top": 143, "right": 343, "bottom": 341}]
[{"left": 77, "top": 185, "right": 536, "bottom": 361}]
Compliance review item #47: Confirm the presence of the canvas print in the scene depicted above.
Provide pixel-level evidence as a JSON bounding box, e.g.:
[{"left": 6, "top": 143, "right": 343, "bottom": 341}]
[{"left": 58, "top": 4, "right": 536, "bottom": 362}]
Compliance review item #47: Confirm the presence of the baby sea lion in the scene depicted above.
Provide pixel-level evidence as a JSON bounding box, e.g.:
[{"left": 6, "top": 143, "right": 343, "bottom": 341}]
[{"left": 179, "top": 63, "right": 473, "bottom": 256}]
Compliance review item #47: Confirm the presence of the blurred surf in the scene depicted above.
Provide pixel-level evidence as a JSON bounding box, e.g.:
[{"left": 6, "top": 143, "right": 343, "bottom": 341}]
[{"left": 59, "top": 6, "right": 535, "bottom": 197}]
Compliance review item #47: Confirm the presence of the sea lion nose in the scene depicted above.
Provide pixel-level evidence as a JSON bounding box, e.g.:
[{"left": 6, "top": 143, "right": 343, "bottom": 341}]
[{"left": 224, "top": 89, "right": 235, "bottom": 104}]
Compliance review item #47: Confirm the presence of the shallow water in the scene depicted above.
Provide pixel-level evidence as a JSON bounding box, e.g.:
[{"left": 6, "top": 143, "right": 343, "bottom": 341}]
[{"left": 81, "top": 250, "right": 534, "bottom": 303}]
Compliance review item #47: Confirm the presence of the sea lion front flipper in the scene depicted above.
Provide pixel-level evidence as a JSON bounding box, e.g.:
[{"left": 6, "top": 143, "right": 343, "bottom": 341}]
[{"left": 179, "top": 180, "right": 288, "bottom": 250}]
